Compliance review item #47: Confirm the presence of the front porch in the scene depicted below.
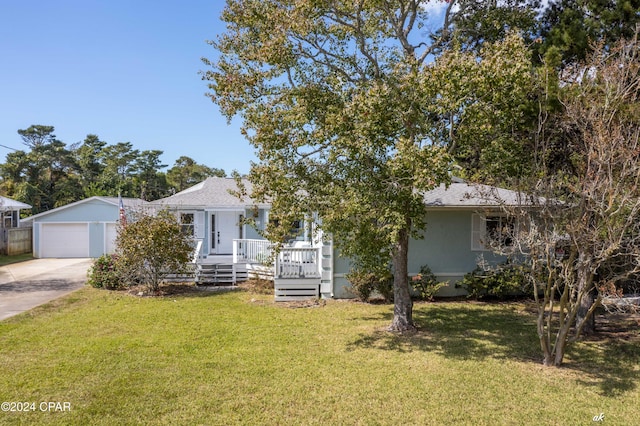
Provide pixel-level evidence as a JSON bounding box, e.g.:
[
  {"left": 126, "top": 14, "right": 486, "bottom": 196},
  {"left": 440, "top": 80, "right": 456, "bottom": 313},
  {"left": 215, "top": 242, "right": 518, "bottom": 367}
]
[{"left": 192, "top": 238, "right": 324, "bottom": 300}]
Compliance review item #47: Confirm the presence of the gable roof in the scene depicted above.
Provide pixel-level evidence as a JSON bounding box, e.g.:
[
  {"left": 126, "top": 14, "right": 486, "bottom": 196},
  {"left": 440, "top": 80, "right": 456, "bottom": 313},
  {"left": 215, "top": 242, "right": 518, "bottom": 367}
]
[
  {"left": 152, "top": 176, "right": 525, "bottom": 210},
  {"left": 21, "top": 196, "right": 148, "bottom": 222},
  {"left": 0, "top": 195, "right": 31, "bottom": 210},
  {"left": 423, "top": 177, "right": 529, "bottom": 208},
  {"left": 152, "top": 177, "right": 264, "bottom": 209}
]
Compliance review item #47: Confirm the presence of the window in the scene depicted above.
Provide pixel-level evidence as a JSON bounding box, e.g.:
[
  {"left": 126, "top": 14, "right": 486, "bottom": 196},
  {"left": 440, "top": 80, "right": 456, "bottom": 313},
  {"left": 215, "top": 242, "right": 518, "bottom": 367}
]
[
  {"left": 486, "top": 216, "right": 514, "bottom": 247},
  {"left": 3, "top": 211, "right": 14, "bottom": 228},
  {"left": 268, "top": 217, "right": 306, "bottom": 242},
  {"left": 472, "top": 213, "right": 515, "bottom": 251},
  {"left": 180, "top": 213, "right": 195, "bottom": 236}
]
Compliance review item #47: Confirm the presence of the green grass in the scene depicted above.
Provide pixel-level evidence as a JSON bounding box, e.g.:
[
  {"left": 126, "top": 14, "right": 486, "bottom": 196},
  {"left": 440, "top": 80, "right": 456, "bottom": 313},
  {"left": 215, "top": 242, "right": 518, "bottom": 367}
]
[
  {"left": 1, "top": 288, "right": 638, "bottom": 425},
  {"left": 0, "top": 253, "right": 33, "bottom": 266}
]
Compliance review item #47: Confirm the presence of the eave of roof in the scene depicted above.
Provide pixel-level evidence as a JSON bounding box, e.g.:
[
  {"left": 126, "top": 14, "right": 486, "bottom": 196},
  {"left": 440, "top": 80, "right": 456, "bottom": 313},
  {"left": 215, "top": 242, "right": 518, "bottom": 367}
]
[
  {"left": 152, "top": 177, "right": 267, "bottom": 209},
  {"left": 422, "top": 180, "right": 531, "bottom": 208},
  {"left": 21, "top": 196, "right": 148, "bottom": 222},
  {"left": 0, "top": 195, "right": 32, "bottom": 210}
]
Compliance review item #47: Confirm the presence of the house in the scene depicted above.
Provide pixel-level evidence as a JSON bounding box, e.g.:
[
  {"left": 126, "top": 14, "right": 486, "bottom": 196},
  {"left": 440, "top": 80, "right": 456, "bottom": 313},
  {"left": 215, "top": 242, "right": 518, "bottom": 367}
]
[
  {"left": 154, "top": 177, "right": 522, "bottom": 300},
  {"left": 152, "top": 177, "right": 274, "bottom": 284},
  {"left": 0, "top": 195, "right": 31, "bottom": 229},
  {"left": 0, "top": 195, "right": 32, "bottom": 255},
  {"left": 22, "top": 196, "right": 148, "bottom": 258}
]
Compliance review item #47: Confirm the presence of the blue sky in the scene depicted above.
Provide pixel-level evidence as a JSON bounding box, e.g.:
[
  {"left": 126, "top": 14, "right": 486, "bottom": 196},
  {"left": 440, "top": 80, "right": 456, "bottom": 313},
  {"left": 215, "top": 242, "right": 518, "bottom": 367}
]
[
  {"left": 0, "top": 1, "right": 456, "bottom": 176},
  {"left": 0, "top": 0, "right": 252, "bottom": 174}
]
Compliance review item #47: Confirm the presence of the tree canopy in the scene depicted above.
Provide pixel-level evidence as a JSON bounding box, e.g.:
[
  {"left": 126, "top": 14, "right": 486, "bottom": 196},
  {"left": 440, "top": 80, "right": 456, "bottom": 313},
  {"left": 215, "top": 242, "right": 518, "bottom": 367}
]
[
  {"left": 0, "top": 126, "right": 225, "bottom": 214},
  {"left": 205, "top": 0, "right": 535, "bottom": 331}
]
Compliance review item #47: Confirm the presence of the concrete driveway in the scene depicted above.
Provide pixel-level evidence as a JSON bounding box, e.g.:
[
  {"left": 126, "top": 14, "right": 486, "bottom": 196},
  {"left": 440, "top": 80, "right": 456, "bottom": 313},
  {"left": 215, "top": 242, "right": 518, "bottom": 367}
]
[{"left": 0, "top": 258, "right": 93, "bottom": 321}]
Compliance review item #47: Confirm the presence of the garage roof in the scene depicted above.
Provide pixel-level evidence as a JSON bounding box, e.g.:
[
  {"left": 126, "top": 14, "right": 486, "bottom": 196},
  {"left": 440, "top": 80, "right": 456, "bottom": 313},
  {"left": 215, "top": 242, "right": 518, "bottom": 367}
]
[{"left": 21, "top": 196, "right": 148, "bottom": 222}]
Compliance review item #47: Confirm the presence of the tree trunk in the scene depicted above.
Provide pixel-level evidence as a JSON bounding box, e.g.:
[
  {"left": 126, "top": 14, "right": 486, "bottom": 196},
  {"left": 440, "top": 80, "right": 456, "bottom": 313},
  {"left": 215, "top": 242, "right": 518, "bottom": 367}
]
[
  {"left": 388, "top": 226, "right": 416, "bottom": 332},
  {"left": 575, "top": 262, "right": 596, "bottom": 337},
  {"left": 576, "top": 288, "right": 596, "bottom": 336}
]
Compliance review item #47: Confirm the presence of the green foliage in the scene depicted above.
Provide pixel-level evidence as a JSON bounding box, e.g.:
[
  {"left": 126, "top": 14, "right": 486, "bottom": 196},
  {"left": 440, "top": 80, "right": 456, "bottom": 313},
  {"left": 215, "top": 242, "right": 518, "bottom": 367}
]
[
  {"left": 0, "top": 125, "right": 223, "bottom": 209},
  {"left": 410, "top": 265, "right": 448, "bottom": 301},
  {"left": 537, "top": 0, "right": 640, "bottom": 65},
  {"left": 345, "top": 269, "right": 377, "bottom": 302},
  {"left": 167, "top": 156, "right": 225, "bottom": 192},
  {"left": 87, "top": 254, "right": 122, "bottom": 290},
  {"left": 444, "top": 0, "right": 542, "bottom": 54},
  {"left": 205, "top": 1, "right": 537, "bottom": 331},
  {"left": 116, "top": 210, "right": 193, "bottom": 292},
  {"left": 375, "top": 271, "right": 394, "bottom": 303},
  {"left": 458, "top": 263, "right": 531, "bottom": 300},
  {"left": 346, "top": 267, "right": 394, "bottom": 303}
]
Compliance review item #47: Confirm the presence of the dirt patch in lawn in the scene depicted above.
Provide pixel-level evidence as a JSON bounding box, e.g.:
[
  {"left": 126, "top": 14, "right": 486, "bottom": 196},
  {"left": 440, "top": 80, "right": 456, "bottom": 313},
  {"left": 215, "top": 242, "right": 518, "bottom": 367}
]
[
  {"left": 588, "top": 310, "right": 640, "bottom": 342},
  {"left": 124, "top": 282, "right": 239, "bottom": 297}
]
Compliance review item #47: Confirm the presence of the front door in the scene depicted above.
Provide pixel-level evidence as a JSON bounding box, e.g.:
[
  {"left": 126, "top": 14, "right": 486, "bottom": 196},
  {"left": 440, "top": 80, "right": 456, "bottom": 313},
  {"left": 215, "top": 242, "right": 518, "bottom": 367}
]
[{"left": 210, "top": 211, "right": 240, "bottom": 254}]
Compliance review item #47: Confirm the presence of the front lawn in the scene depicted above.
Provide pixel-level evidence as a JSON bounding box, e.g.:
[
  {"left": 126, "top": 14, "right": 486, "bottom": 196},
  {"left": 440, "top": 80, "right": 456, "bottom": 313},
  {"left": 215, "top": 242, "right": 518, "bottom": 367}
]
[{"left": 0, "top": 287, "right": 638, "bottom": 425}]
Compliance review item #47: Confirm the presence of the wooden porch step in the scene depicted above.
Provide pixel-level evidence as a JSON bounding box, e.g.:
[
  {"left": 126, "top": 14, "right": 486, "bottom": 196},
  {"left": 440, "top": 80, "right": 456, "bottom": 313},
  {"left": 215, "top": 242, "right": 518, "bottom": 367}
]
[
  {"left": 196, "top": 263, "right": 248, "bottom": 285},
  {"left": 274, "top": 278, "right": 321, "bottom": 301}
]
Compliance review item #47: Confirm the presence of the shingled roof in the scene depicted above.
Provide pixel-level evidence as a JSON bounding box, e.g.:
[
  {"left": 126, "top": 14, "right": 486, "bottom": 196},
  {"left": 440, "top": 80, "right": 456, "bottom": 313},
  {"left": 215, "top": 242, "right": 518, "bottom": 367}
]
[
  {"left": 153, "top": 176, "right": 526, "bottom": 210},
  {"left": 153, "top": 177, "right": 264, "bottom": 209},
  {"left": 422, "top": 177, "right": 529, "bottom": 208},
  {"left": 0, "top": 195, "right": 31, "bottom": 210}
]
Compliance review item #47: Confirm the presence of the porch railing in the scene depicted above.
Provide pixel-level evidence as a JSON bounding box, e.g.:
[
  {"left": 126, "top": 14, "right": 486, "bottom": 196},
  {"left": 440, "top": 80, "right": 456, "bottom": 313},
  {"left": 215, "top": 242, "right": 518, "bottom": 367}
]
[
  {"left": 275, "top": 247, "right": 321, "bottom": 279},
  {"left": 191, "top": 239, "right": 203, "bottom": 263},
  {"left": 232, "top": 239, "right": 322, "bottom": 280},
  {"left": 233, "top": 239, "right": 273, "bottom": 265}
]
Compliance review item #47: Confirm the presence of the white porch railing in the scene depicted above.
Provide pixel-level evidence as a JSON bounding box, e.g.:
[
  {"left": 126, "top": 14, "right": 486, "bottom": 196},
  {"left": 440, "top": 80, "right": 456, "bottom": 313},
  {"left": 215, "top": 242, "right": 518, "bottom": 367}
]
[
  {"left": 233, "top": 239, "right": 273, "bottom": 265},
  {"left": 192, "top": 239, "right": 203, "bottom": 263},
  {"left": 232, "top": 239, "right": 322, "bottom": 280},
  {"left": 275, "top": 247, "right": 321, "bottom": 279}
]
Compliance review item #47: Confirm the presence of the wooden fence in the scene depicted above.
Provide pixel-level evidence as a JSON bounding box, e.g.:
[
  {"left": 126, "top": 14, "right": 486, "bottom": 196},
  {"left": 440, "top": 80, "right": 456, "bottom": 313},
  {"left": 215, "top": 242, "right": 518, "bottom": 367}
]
[{"left": 0, "top": 227, "right": 32, "bottom": 256}]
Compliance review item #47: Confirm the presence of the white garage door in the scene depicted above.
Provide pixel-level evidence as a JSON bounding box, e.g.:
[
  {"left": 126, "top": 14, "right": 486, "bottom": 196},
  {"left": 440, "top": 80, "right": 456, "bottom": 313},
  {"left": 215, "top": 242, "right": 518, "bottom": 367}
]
[
  {"left": 40, "top": 223, "right": 90, "bottom": 258},
  {"left": 105, "top": 223, "right": 118, "bottom": 254}
]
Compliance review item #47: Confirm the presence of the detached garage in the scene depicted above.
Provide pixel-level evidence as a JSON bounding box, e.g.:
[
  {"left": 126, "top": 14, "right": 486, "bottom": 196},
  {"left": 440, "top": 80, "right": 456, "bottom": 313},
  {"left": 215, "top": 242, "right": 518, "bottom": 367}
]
[{"left": 23, "top": 196, "right": 148, "bottom": 258}]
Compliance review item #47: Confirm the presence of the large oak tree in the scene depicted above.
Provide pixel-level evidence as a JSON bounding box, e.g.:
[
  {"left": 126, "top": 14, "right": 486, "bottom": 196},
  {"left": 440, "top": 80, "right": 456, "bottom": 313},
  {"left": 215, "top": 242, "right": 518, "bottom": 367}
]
[{"left": 204, "top": 0, "right": 533, "bottom": 331}]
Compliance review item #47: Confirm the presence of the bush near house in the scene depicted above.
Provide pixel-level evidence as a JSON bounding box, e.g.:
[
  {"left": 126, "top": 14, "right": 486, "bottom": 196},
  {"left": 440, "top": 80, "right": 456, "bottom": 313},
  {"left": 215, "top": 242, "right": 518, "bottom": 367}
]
[
  {"left": 87, "top": 212, "right": 194, "bottom": 293},
  {"left": 348, "top": 264, "right": 447, "bottom": 303},
  {"left": 411, "top": 264, "right": 447, "bottom": 301},
  {"left": 87, "top": 254, "right": 122, "bottom": 290},
  {"left": 457, "top": 263, "right": 531, "bottom": 300},
  {"left": 346, "top": 268, "right": 394, "bottom": 303},
  {"left": 116, "top": 211, "right": 194, "bottom": 293}
]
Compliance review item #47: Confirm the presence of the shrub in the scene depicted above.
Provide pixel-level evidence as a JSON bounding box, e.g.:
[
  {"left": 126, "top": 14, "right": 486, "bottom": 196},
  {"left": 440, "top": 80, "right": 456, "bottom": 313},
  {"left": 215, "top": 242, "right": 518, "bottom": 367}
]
[
  {"left": 457, "top": 263, "right": 530, "bottom": 300},
  {"left": 87, "top": 254, "right": 122, "bottom": 290},
  {"left": 116, "top": 210, "right": 194, "bottom": 293},
  {"left": 346, "top": 268, "right": 394, "bottom": 303},
  {"left": 373, "top": 270, "right": 394, "bottom": 303},
  {"left": 346, "top": 269, "right": 377, "bottom": 302},
  {"left": 411, "top": 265, "right": 447, "bottom": 301}
]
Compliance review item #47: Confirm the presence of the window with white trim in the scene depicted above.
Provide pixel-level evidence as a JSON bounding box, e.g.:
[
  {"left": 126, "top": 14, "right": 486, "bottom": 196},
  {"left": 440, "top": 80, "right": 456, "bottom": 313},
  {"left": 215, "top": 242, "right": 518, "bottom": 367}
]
[
  {"left": 471, "top": 213, "right": 515, "bottom": 251},
  {"left": 179, "top": 213, "right": 195, "bottom": 236},
  {"left": 3, "top": 211, "right": 14, "bottom": 228}
]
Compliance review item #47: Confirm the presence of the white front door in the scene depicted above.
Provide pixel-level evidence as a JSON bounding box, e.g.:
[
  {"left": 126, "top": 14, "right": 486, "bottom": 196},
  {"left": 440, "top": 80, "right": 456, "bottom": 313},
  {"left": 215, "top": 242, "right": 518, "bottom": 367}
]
[{"left": 210, "top": 211, "right": 240, "bottom": 254}]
